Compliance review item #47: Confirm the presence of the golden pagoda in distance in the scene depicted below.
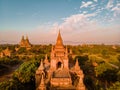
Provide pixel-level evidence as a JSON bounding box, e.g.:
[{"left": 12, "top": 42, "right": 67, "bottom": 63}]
[
  {"left": 35, "top": 30, "right": 86, "bottom": 90},
  {"left": 19, "top": 35, "right": 31, "bottom": 48}
]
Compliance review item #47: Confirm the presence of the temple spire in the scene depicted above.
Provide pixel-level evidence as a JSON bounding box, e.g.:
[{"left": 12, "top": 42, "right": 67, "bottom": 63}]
[
  {"left": 45, "top": 54, "right": 48, "bottom": 60},
  {"left": 56, "top": 30, "right": 63, "bottom": 46},
  {"left": 26, "top": 35, "right": 29, "bottom": 42},
  {"left": 22, "top": 36, "right": 24, "bottom": 41},
  {"left": 26, "top": 35, "right": 28, "bottom": 40},
  {"left": 38, "top": 74, "right": 46, "bottom": 90},
  {"left": 44, "top": 54, "right": 49, "bottom": 65},
  {"left": 38, "top": 59, "right": 44, "bottom": 71},
  {"left": 70, "top": 49, "right": 72, "bottom": 54},
  {"left": 51, "top": 45, "right": 54, "bottom": 52},
  {"left": 74, "top": 58, "right": 80, "bottom": 71},
  {"left": 20, "top": 36, "right": 25, "bottom": 43}
]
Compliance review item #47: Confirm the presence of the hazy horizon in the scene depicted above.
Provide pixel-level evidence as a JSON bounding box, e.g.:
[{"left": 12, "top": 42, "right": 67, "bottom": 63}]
[{"left": 0, "top": 0, "right": 120, "bottom": 45}]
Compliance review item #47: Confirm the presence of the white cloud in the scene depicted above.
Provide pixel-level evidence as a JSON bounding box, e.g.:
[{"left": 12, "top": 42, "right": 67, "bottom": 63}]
[
  {"left": 111, "top": 3, "right": 120, "bottom": 16},
  {"left": 90, "top": 4, "right": 97, "bottom": 10},
  {"left": 50, "top": 23, "right": 60, "bottom": 34},
  {"left": 112, "top": 6, "right": 120, "bottom": 12},
  {"left": 49, "top": 13, "right": 120, "bottom": 44},
  {"left": 50, "top": 13, "right": 97, "bottom": 35},
  {"left": 106, "top": 0, "right": 114, "bottom": 9},
  {"left": 93, "top": 0, "right": 97, "bottom": 2},
  {"left": 80, "top": 1, "right": 93, "bottom": 8},
  {"left": 48, "top": 13, "right": 98, "bottom": 44},
  {"left": 95, "top": 7, "right": 105, "bottom": 14},
  {"left": 83, "top": 11, "right": 87, "bottom": 14},
  {"left": 1, "top": 11, "right": 119, "bottom": 45},
  {"left": 85, "top": 13, "right": 97, "bottom": 17}
]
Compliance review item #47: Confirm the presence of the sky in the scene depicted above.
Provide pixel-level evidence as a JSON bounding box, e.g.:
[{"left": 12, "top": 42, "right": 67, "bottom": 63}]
[{"left": 0, "top": 0, "right": 120, "bottom": 45}]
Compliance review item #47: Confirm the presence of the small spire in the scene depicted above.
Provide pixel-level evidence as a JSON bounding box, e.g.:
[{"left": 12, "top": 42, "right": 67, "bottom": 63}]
[
  {"left": 40, "top": 74, "right": 45, "bottom": 85},
  {"left": 38, "top": 59, "right": 44, "bottom": 71},
  {"left": 22, "top": 35, "right": 24, "bottom": 41},
  {"left": 45, "top": 54, "right": 48, "bottom": 60},
  {"left": 70, "top": 49, "right": 72, "bottom": 54},
  {"left": 26, "top": 35, "right": 29, "bottom": 42},
  {"left": 51, "top": 45, "right": 54, "bottom": 52},
  {"left": 76, "top": 75, "right": 85, "bottom": 90},
  {"left": 75, "top": 58, "right": 80, "bottom": 70},
  {"left": 26, "top": 35, "right": 28, "bottom": 40},
  {"left": 25, "top": 35, "right": 31, "bottom": 46},
  {"left": 38, "top": 74, "right": 46, "bottom": 90},
  {"left": 44, "top": 54, "right": 49, "bottom": 65}
]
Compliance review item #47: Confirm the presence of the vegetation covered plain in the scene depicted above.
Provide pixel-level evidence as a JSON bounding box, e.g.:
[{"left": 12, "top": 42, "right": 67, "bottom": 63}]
[{"left": 0, "top": 44, "right": 120, "bottom": 90}]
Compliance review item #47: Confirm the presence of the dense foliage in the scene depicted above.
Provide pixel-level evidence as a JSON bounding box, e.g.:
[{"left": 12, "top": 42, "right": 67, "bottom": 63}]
[
  {"left": 13, "top": 60, "right": 39, "bottom": 83},
  {"left": 0, "top": 44, "right": 120, "bottom": 90},
  {"left": 0, "top": 60, "right": 40, "bottom": 90}
]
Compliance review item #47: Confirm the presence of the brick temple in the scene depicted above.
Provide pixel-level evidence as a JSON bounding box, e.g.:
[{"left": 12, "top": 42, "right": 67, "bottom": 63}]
[
  {"left": 35, "top": 30, "right": 86, "bottom": 90},
  {"left": 20, "top": 35, "right": 31, "bottom": 48}
]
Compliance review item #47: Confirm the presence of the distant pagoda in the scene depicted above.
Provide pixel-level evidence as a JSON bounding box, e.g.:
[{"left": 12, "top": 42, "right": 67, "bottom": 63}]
[
  {"left": 0, "top": 47, "right": 11, "bottom": 57},
  {"left": 19, "top": 35, "right": 31, "bottom": 48}
]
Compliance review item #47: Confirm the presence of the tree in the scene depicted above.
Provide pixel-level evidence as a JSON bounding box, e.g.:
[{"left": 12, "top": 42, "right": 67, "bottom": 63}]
[
  {"left": 13, "top": 60, "right": 39, "bottom": 83},
  {"left": 17, "top": 47, "right": 26, "bottom": 54},
  {"left": 117, "top": 55, "right": 120, "bottom": 62},
  {"left": 107, "top": 82, "right": 120, "bottom": 90}
]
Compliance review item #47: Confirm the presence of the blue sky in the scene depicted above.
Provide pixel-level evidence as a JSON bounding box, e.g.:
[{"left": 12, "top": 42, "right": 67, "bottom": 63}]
[{"left": 0, "top": 0, "right": 120, "bottom": 44}]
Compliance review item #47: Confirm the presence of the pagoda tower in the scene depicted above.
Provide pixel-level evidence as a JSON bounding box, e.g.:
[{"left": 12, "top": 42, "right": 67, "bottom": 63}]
[
  {"left": 20, "top": 36, "right": 25, "bottom": 47},
  {"left": 50, "top": 30, "right": 69, "bottom": 70},
  {"left": 36, "top": 59, "right": 45, "bottom": 88},
  {"left": 19, "top": 35, "right": 31, "bottom": 48},
  {"left": 49, "top": 30, "right": 72, "bottom": 88},
  {"left": 75, "top": 59, "right": 86, "bottom": 90},
  {"left": 35, "top": 30, "right": 86, "bottom": 90}
]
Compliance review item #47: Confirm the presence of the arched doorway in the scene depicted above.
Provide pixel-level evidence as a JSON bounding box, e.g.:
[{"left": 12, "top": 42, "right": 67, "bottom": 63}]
[{"left": 57, "top": 61, "right": 63, "bottom": 69}]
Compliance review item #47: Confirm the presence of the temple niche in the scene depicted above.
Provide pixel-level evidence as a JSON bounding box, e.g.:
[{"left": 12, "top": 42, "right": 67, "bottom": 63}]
[
  {"left": 19, "top": 35, "right": 31, "bottom": 49},
  {"left": 35, "top": 30, "right": 86, "bottom": 90}
]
